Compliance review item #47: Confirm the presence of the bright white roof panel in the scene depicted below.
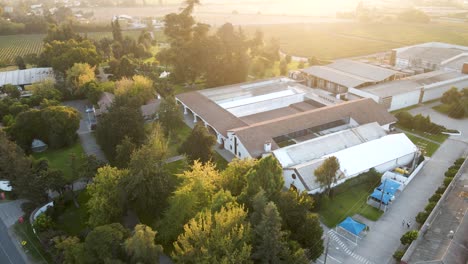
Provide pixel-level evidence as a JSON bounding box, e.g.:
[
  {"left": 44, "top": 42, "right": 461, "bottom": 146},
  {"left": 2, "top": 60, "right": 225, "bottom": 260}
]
[
  {"left": 325, "top": 133, "right": 418, "bottom": 177},
  {"left": 219, "top": 89, "right": 296, "bottom": 109},
  {"left": 273, "top": 122, "right": 387, "bottom": 167},
  {"left": 0, "top": 68, "right": 54, "bottom": 87}
]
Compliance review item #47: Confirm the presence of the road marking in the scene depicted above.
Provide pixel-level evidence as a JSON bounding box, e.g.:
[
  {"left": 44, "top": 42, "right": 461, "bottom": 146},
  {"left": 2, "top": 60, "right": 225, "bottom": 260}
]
[
  {"left": 0, "top": 241, "right": 14, "bottom": 264},
  {"left": 328, "top": 255, "right": 343, "bottom": 263}
]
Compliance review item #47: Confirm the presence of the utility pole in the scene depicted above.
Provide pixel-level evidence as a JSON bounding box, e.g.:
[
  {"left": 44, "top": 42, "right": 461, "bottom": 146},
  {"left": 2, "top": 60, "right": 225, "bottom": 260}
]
[
  {"left": 379, "top": 179, "right": 387, "bottom": 211},
  {"left": 324, "top": 234, "right": 330, "bottom": 264}
]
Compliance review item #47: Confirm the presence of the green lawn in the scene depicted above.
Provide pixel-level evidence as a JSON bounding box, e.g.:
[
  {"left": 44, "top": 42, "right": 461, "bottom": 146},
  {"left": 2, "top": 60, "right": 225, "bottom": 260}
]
[
  {"left": 14, "top": 222, "right": 52, "bottom": 264},
  {"left": 319, "top": 183, "right": 383, "bottom": 228},
  {"left": 396, "top": 126, "right": 449, "bottom": 144},
  {"left": 32, "top": 142, "right": 85, "bottom": 181},
  {"left": 405, "top": 134, "right": 440, "bottom": 157},
  {"left": 55, "top": 190, "right": 90, "bottom": 236}
]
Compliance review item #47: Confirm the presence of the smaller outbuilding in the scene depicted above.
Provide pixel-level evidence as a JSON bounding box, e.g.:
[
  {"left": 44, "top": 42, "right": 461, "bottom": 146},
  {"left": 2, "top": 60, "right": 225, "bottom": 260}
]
[
  {"left": 31, "top": 139, "right": 48, "bottom": 153},
  {"left": 0, "top": 68, "right": 54, "bottom": 89}
]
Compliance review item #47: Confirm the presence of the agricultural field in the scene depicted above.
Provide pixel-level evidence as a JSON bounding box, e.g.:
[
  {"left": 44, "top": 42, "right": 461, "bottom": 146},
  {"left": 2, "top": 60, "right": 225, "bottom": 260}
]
[
  {"left": 244, "top": 21, "right": 468, "bottom": 59},
  {"left": 0, "top": 34, "right": 44, "bottom": 65},
  {"left": 0, "top": 30, "right": 162, "bottom": 65}
]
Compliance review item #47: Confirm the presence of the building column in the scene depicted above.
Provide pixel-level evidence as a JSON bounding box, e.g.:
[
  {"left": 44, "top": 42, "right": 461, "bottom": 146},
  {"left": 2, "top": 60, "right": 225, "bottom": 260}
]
[
  {"left": 193, "top": 114, "right": 198, "bottom": 123},
  {"left": 183, "top": 106, "right": 188, "bottom": 115},
  {"left": 217, "top": 133, "right": 223, "bottom": 144},
  {"left": 203, "top": 121, "right": 208, "bottom": 128}
]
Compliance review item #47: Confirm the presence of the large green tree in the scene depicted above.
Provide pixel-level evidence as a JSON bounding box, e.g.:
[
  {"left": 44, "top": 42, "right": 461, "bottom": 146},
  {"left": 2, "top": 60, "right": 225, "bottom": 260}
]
[
  {"left": 220, "top": 158, "right": 257, "bottom": 197},
  {"left": 158, "top": 161, "right": 220, "bottom": 246},
  {"left": 84, "top": 223, "right": 130, "bottom": 263},
  {"left": 172, "top": 204, "right": 252, "bottom": 264},
  {"left": 242, "top": 155, "right": 284, "bottom": 202},
  {"left": 121, "top": 124, "right": 172, "bottom": 218},
  {"left": 158, "top": 96, "right": 183, "bottom": 136},
  {"left": 314, "top": 156, "right": 340, "bottom": 196},
  {"left": 66, "top": 63, "right": 96, "bottom": 97},
  {"left": 87, "top": 166, "right": 127, "bottom": 227},
  {"left": 275, "top": 190, "right": 324, "bottom": 260},
  {"left": 96, "top": 104, "right": 145, "bottom": 161},
  {"left": 178, "top": 122, "right": 216, "bottom": 163},
  {"left": 124, "top": 224, "right": 164, "bottom": 264}
]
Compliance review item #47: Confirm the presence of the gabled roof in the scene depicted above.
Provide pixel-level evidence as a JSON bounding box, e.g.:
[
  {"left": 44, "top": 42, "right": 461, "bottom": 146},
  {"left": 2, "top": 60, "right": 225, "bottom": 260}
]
[
  {"left": 232, "top": 98, "right": 397, "bottom": 157},
  {"left": 176, "top": 91, "right": 247, "bottom": 136},
  {"left": 301, "top": 60, "right": 399, "bottom": 88}
]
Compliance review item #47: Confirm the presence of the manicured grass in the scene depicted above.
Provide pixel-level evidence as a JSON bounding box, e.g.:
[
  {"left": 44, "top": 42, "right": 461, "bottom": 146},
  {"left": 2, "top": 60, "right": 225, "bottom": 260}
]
[
  {"left": 244, "top": 22, "right": 468, "bottom": 59},
  {"left": 55, "top": 190, "right": 90, "bottom": 236},
  {"left": 396, "top": 126, "right": 448, "bottom": 144},
  {"left": 405, "top": 134, "right": 440, "bottom": 157},
  {"left": 319, "top": 182, "right": 383, "bottom": 228},
  {"left": 14, "top": 222, "right": 52, "bottom": 263},
  {"left": 32, "top": 142, "right": 85, "bottom": 181}
]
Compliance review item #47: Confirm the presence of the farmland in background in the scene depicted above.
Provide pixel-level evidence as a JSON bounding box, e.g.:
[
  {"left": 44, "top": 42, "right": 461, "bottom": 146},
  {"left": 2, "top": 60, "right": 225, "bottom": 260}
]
[
  {"left": 244, "top": 22, "right": 468, "bottom": 59},
  {"left": 0, "top": 31, "right": 162, "bottom": 65}
]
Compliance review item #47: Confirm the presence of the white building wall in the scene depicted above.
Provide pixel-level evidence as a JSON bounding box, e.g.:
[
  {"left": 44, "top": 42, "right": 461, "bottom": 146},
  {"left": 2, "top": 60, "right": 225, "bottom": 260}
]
[
  {"left": 226, "top": 93, "right": 305, "bottom": 117},
  {"left": 396, "top": 58, "right": 410, "bottom": 69},
  {"left": 373, "top": 152, "right": 415, "bottom": 174},
  {"left": 422, "top": 78, "right": 468, "bottom": 102},
  {"left": 225, "top": 132, "right": 252, "bottom": 159},
  {"left": 388, "top": 90, "right": 421, "bottom": 111},
  {"left": 283, "top": 169, "right": 308, "bottom": 193}
]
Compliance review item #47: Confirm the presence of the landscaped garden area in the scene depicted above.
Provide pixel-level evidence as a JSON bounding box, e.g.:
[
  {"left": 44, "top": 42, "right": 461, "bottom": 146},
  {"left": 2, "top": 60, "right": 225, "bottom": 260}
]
[
  {"left": 432, "top": 87, "right": 468, "bottom": 119},
  {"left": 32, "top": 142, "right": 85, "bottom": 180},
  {"left": 394, "top": 111, "right": 453, "bottom": 157},
  {"left": 315, "top": 170, "right": 383, "bottom": 227}
]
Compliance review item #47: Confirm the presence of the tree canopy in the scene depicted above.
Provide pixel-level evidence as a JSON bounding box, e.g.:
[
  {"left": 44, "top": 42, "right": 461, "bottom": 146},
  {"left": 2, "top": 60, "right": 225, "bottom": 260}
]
[
  {"left": 178, "top": 122, "right": 216, "bottom": 163},
  {"left": 314, "top": 156, "right": 340, "bottom": 196}
]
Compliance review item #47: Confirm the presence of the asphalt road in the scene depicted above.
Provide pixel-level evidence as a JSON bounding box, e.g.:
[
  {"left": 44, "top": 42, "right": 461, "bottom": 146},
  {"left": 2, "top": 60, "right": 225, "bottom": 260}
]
[{"left": 0, "top": 217, "right": 26, "bottom": 264}]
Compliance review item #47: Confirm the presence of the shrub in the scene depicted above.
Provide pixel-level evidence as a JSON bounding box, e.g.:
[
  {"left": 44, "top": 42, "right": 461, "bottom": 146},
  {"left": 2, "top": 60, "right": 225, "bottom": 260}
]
[
  {"left": 429, "top": 193, "right": 442, "bottom": 203},
  {"left": 444, "top": 168, "right": 458, "bottom": 178},
  {"left": 425, "top": 202, "right": 437, "bottom": 212},
  {"left": 400, "top": 230, "right": 418, "bottom": 245},
  {"left": 393, "top": 250, "right": 405, "bottom": 261},
  {"left": 444, "top": 177, "right": 454, "bottom": 186},
  {"left": 416, "top": 211, "right": 429, "bottom": 224},
  {"left": 435, "top": 186, "right": 446, "bottom": 195},
  {"left": 33, "top": 213, "right": 55, "bottom": 232},
  {"left": 454, "top": 158, "right": 465, "bottom": 166},
  {"left": 395, "top": 111, "right": 414, "bottom": 129}
]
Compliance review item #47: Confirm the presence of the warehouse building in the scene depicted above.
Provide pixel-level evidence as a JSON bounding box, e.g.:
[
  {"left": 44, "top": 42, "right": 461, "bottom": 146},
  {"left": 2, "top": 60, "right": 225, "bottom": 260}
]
[
  {"left": 0, "top": 68, "right": 54, "bottom": 89},
  {"left": 391, "top": 42, "right": 468, "bottom": 71},
  {"left": 299, "top": 59, "right": 400, "bottom": 94},
  {"left": 176, "top": 77, "right": 397, "bottom": 159},
  {"left": 349, "top": 68, "right": 468, "bottom": 111},
  {"left": 273, "top": 123, "right": 419, "bottom": 194}
]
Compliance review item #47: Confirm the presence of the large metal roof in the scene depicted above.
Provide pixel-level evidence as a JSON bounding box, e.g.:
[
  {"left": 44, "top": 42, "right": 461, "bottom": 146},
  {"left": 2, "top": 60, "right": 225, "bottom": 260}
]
[
  {"left": 0, "top": 68, "right": 54, "bottom": 87},
  {"left": 301, "top": 60, "right": 399, "bottom": 88}
]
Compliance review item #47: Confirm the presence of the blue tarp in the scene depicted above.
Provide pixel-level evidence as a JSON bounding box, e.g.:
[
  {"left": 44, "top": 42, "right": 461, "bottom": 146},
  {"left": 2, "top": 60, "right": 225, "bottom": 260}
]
[
  {"left": 376, "top": 179, "right": 401, "bottom": 195},
  {"left": 338, "top": 217, "right": 367, "bottom": 236},
  {"left": 370, "top": 189, "right": 392, "bottom": 205}
]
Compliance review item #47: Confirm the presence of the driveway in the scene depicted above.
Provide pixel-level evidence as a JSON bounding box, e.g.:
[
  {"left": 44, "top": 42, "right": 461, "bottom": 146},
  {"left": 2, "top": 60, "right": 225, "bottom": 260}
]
[
  {"left": 408, "top": 102, "right": 468, "bottom": 143},
  {"left": 63, "top": 100, "right": 108, "bottom": 163},
  {"left": 0, "top": 200, "right": 28, "bottom": 264},
  {"left": 322, "top": 139, "right": 467, "bottom": 264}
]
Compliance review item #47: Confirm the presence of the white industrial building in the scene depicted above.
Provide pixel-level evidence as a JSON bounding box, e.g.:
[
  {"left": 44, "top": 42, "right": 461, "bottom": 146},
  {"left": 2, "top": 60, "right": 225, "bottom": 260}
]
[
  {"left": 391, "top": 42, "right": 468, "bottom": 71},
  {"left": 0, "top": 68, "right": 54, "bottom": 88},
  {"left": 175, "top": 77, "right": 421, "bottom": 194},
  {"left": 176, "top": 77, "right": 397, "bottom": 158},
  {"left": 349, "top": 68, "right": 468, "bottom": 111},
  {"left": 298, "top": 59, "right": 401, "bottom": 94},
  {"left": 273, "top": 123, "right": 419, "bottom": 194}
]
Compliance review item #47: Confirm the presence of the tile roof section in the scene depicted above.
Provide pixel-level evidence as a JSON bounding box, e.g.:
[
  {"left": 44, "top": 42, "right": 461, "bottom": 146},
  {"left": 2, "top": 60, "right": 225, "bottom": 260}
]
[
  {"left": 176, "top": 91, "right": 247, "bottom": 136},
  {"left": 230, "top": 98, "right": 397, "bottom": 157}
]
